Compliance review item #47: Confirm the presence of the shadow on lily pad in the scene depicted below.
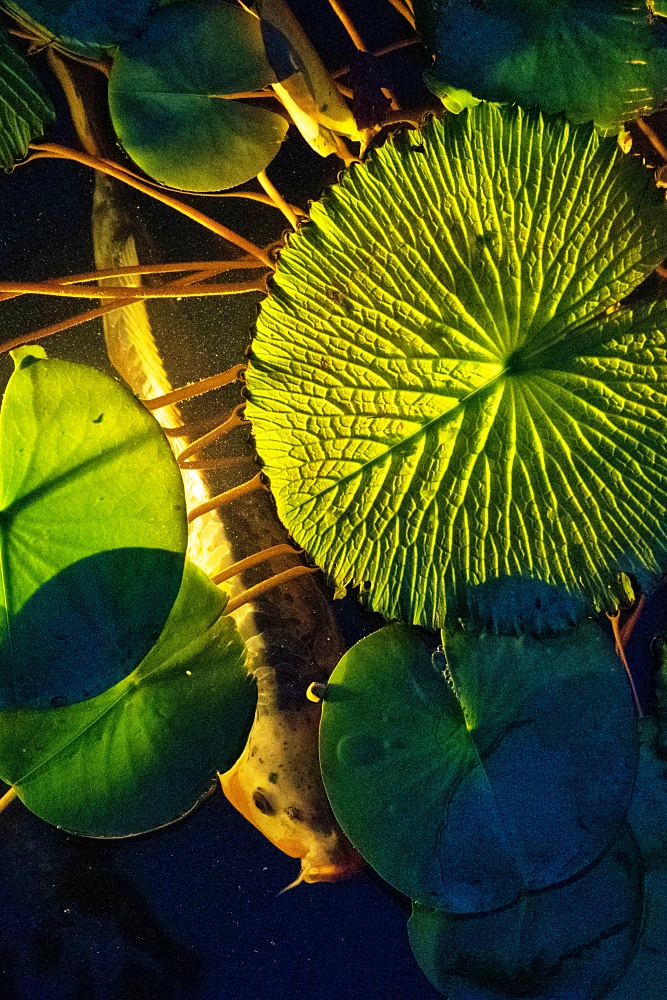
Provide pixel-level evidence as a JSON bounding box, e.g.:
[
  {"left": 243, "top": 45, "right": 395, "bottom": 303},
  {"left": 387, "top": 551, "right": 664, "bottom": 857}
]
[{"left": 0, "top": 547, "right": 183, "bottom": 708}]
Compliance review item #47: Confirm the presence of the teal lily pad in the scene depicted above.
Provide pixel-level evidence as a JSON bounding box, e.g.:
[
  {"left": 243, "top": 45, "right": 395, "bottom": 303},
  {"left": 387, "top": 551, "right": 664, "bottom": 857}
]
[
  {"left": 601, "top": 716, "right": 667, "bottom": 998},
  {"left": 408, "top": 823, "right": 643, "bottom": 1000},
  {"left": 247, "top": 102, "right": 667, "bottom": 627},
  {"left": 108, "top": 0, "right": 289, "bottom": 191},
  {"left": 413, "top": 0, "right": 667, "bottom": 135},
  {"left": 0, "top": 27, "right": 54, "bottom": 169},
  {"left": 0, "top": 347, "right": 187, "bottom": 707},
  {"left": 319, "top": 617, "right": 638, "bottom": 912},
  {"left": 626, "top": 716, "right": 667, "bottom": 871},
  {"left": 0, "top": 561, "right": 255, "bottom": 836},
  {"left": 1, "top": 0, "right": 154, "bottom": 58}
]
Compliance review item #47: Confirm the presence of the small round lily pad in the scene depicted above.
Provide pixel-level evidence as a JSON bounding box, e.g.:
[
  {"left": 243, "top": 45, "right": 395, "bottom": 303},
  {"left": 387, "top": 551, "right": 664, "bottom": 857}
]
[
  {"left": 319, "top": 618, "right": 638, "bottom": 912},
  {"left": 108, "top": 0, "right": 289, "bottom": 191}
]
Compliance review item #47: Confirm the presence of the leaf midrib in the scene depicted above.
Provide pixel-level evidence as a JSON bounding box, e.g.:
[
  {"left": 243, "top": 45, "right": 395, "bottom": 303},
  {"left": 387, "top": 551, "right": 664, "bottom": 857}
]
[{"left": 285, "top": 303, "right": 618, "bottom": 516}]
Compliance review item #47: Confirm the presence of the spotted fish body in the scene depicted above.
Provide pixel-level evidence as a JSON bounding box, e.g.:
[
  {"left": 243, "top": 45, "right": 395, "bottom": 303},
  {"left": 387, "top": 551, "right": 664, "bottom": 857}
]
[{"left": 92, "top": 174, "right": 363, "bottom": 885}]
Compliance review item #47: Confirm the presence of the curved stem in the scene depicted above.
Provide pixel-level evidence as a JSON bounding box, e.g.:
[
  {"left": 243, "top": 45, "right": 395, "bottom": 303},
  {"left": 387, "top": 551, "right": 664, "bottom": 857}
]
[
  {"left": 212, "top": 543, "right": 303, "bottom": 584},
  {"left": 0, "top": 279, "right": 266, "bottom": 300},
  {"left": 257, "top": 171, "right": 300, "bottom": 229},
  {"left": 607, "top": 610, "right": 644, "bottom": 718},
  {"left": 178, "top": 404, "right": 249, "bottom": 465},
  {"left": 225, "top": 565, "right": 319, "bottom": 614},
  {"left": 0, "top": 786, "right": 17, "bottom": 814},
  {"left": 144, "top": 364, "right": 247, "bottom": 410},
  {"left": 28, "top": 144, "right": 275, "bottom": 268},
  {"left": 187, "top": 471, "right": 266, "bottom": 522}
]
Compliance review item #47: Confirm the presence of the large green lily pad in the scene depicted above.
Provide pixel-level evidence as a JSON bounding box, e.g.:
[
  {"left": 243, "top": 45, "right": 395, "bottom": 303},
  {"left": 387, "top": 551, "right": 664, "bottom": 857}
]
[
  {"left": 319, "top": 617, "right": 638, "bottom": 912},
  {"left": 108, "top": 0, "right": 289, "bottom": 191},
  {"left": 0, "top": 561, "right": 255, "bottom": 836},
  {"left": 0, "top": 27, "right": 54, "bottom": 169},
  {"left": 408, "top": 823, "right": 643, "bottom": 1000},
  {"left": 1, "top": 0, "right": 154, "bottom": 58},
  {"left": 248, "top": 103, "right": 667, "bottom": 627},
  {"left": 412, "top": 0, "right": 667, "bottom": 135},
  {"left": 0, "top": 347, "right": 187, "bottom": 707}
]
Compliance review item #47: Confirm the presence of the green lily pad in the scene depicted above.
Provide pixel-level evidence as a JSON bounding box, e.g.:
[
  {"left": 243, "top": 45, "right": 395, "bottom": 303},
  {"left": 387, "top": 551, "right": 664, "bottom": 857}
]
[
  {"left": 108, "top": 0, "right": 289, "bottom": 191},
  {"left": 408, "top": 823, "right": 643, "bottom": 1000},
  {"left": 0, "top": 561, "right": 255, "bottom": 836},
  {"left": 0, "top": 28, "right": 54, "bottom": 169},
  {"left": 0, "top": 347, "right": 187, "bottom": 707},
  {"left": 247, "top": 103, "right": 667, "bottom": 627},
  {"left": 1, "top": 0, "right": 154, "bottom": 58},
  {"left": 319, "top": 617, "right": 638, "bottom": 912},
  {"left": 413, "top": 0, "right": 667, "bottom": 135}
]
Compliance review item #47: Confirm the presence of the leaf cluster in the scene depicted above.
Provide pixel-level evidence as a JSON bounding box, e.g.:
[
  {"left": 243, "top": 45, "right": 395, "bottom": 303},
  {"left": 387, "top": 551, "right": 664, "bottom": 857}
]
[{"left": 0, "top": 348, "right": 256, "bottom": 835}]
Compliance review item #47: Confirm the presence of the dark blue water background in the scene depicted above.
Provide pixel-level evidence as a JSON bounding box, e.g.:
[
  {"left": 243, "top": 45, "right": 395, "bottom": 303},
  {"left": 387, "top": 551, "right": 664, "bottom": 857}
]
[{"left": 0, "top": 2, "right": 663, "bottom": 997}]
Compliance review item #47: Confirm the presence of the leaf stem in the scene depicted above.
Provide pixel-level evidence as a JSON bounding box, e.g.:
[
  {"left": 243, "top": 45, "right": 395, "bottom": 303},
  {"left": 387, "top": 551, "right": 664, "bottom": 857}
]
[
  {"left": 0, "top": 302, "right": 131, "bottom": 356},
  {"left": 637, "top": 116, "right": 667, "bottom": 162},
  {"left": 331, "top": 36, "right": 420, "bottom": 78},
  {"left": 28, "top": 144, "right": 275, "bottom": 268},
  {"left": 0, "top": 279, "right": 267, "bottom": 300},
  {"left": 383, "top": 0, "right": 415, "bottom": 29},
  {"left": 0, "top": 786, "right": 17, "bottom": 814},
  {"left": 224, "top": 565, "right": 319, "bottom": 614},
  {"left": 144, "top": 364, "right": 247, "bottom": 410},
  {"left": 187, "top": 471, "right": 267, "bottom": 522},
  {"left": 212, "top": 543, "right": 303, "bottom": 584},
  {"left": 178, "top": 404, "right": 249, "bottom": 465},
  {"left": 257, "top": 170, "right": 300, "bottom": 229},
  {"left": 327, "top": 0, "right": 368, "bottom": 51},
  {"left": 607, "top": 610, "right": 644, "bottom": 718},
  {"left": 61, "top": 257, "right": 265, "bottom": 286}
]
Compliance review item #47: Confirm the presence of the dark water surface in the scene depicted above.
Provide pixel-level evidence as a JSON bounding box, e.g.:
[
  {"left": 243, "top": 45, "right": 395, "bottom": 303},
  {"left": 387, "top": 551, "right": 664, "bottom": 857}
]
[{"left": 0, "top": 2, "right": 663, "bottom": 997}]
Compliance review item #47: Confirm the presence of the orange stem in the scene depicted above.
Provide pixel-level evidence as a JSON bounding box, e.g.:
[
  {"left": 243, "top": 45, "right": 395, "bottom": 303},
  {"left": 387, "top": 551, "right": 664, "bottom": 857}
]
[
  {"left": 607, "top": 610, "right": 643, "bottom": 718},
  {"left": 212, "top": 543, "right": 302, "bottom": 584},
  {"left": 28, "top": 144, "right": 275, "bottom": 268},
  {"left": 144, "top": 364, "right": 247, "bottom": 410},
  {"left": 225, "top": 566, "right": 319, "bottom": 614},
  {"left": 187, "top": 472, "right": 266, "bottom": 522},
  {"left": 0, "top": 278, "right": 266, "bottom": 300},
  {"left": 177, "top": 404, "right": 248, "bottom": 464}
]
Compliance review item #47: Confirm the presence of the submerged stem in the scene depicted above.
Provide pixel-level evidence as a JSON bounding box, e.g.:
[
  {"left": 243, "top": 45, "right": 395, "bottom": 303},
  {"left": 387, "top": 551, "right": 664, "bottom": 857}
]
[
  {"left": 212, "top": 543, "right": 303, "bottom": 584},
  {"left": 607, "top": 610, "right": 644, "bottom": 718},
  {"left": 383, "top": 0, "right": 415, "bottom": 28},
  {"left": 225, "top": 565, "right": 320, "bottom": 614},
  {"left": 144, "top": 364, "right": 247, "bottom": 410},
  {"left": 177, "top": 403, "right": 248, "bottom": 464},
  {"left": 28, "top": 144, "right": 275, "bottom": 268},
  {"left": 257, "top": 171, "right": 300, "bottom": 229},
  {"left": 187, "top": 472, "right": 266, "bottom": 522},
  {"left": 327, "top": 0, "right": 368, "bottom": 51},
  {"left": 0, "top": 279, "right": 266, "bottom": 300}
]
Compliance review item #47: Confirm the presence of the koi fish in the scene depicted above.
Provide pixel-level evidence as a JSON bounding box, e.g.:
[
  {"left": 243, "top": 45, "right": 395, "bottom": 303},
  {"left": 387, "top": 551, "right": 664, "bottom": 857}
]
[{"left": 91, "top": 172, "right": 363, "bottom": 887}]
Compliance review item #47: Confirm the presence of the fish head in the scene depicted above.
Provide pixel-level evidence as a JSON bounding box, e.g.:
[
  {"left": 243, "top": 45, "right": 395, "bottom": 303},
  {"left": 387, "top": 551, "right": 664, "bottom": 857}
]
[{"left": 219, "top": 701, "right": 364, "bottom": 885}]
